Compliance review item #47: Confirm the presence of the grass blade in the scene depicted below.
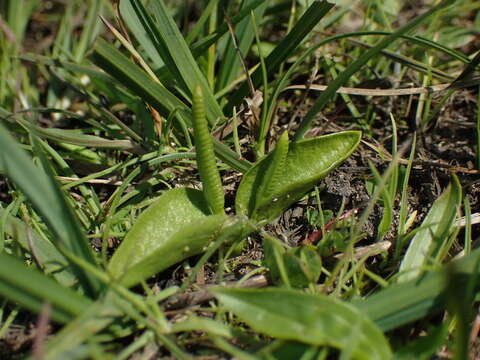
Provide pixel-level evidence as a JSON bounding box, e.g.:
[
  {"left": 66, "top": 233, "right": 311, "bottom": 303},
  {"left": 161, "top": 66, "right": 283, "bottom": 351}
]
[
  {"left": 134, "top": 0, "right": 223, "bottom": 123},
  {"left": 0, "top": 208, "right": 76, "bottom": 287},
  {"left": 43, "top": 291, "right": 133, "bottom": 359},
  {"left": 73, "top": 0, "right": 103, "bottom": 62},
  {"left": 91, "top": 38, "right": 191, "bottom": 119},
  {"left": 91, "top": 38, "right": 251, "bottom": 173},
  {"left": 119, "top": 0, "right": 164, "bottom": 69},
  {"left": 0, "top": 124, "right": 102, "bottom": 296},
  {"left": 190, "top": 0, "right": 267, "bottom": 55},
  {"left": 226, "top": 0, "right": 335, "bottom": 112},
  {"left": 293, "top": 0, "right": 455, "bottom": 140},
  {"left": 216, "top": 0, "right": 268, "bottom": 91},
  {"left": 353, "top": 248, "right": 480, "bottom": 332},
  {"left": 398, "top": 175, "right": 461, "bottom": 283},
  {"left": 10, "top": 117, "right": 139, "bottom": 151},
  {"left": 0, "top": 252, "right": 91, "bottom": 323}
]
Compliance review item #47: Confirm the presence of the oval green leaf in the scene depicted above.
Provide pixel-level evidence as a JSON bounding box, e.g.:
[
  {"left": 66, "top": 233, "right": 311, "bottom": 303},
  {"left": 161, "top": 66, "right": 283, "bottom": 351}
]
[
  {"left": 212, "top": 287, "right": 392, "bottom": 359},
  {"left": 235, "top": 131, "right": 361, "bottom": 222},
  {"left": 109, "top": 187, "right": 227, "bottom": 287}
]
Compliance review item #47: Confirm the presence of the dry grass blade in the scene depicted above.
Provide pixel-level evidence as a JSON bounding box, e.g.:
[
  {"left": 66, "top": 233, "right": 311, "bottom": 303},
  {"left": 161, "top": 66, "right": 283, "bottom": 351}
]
[
  {"left": 285, "top": 77, "right": 480, "bottom": 96},
  {"left": 293, "top": 0, "right": 456, "bottom": 140}
]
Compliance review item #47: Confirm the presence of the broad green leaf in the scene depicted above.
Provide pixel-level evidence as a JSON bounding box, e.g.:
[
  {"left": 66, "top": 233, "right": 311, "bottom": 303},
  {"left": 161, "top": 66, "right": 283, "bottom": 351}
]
[
  {"left": 397, "top": 175, "right": 461, "bottom": 283},
  {"left": 0, "top": 208, "right": 76, "bottom": 287},
  {"left": 236, "top": 131, "right": 361, "bottom": 222},
  {"left": 212, "top": 287, "right": 392, "bottom": 359},
  {"left": 118, "top": 214, "right": 229, "bottom": 288},
  {"left": 108, "top": 187, "right": 228, "bottom": 287},
  {"left": 353, "top": 248, "right": 480, "bottom": 331},
  {"left": 0, "top": 252, "right": 91, "bottom": 324},
  {"left": 0, "top": 124, "right": 101, "bottom": 296}
]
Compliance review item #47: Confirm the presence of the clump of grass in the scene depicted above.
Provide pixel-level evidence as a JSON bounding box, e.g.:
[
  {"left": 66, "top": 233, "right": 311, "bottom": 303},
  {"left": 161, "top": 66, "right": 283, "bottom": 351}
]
[{"left": 1, "top": 0, "right": 480, "bottom": 358}]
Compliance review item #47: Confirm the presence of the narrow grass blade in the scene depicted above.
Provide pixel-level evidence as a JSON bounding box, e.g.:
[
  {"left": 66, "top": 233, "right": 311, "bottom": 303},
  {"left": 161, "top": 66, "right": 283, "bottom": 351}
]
[
  {"left": 91, "top": 38, "right": 191, "bottom": 120},
  {"left": 0, "top": 124, "right": 101, "bottom": 296},
  {"left": 100, "top": 15, "right": 161, "bottom": 85},
  {"left": 0, "top": 252, "right": 91, "bottom": 323},
  {"left": 133, "top": 0, "right": 223, "bottom": 123},
  {"left": 348, "top": 38, "right": 455, "bottom": 81},
  {"left": 449, "top": 49, "right": 480, "bottom": 86},
  {"left": 265, "top": 30, "right": 474, "bottom": 133},
  {"left": 13, "top": 118, "right": 139, "bottom": 150},
  {"left": 398, "top": 175, "right": 461, "bottom": 283},
  {"left": 190, "top": 0, "right": 267, "bottom": 55},
  {"left": 73, "top": 0, "right": 102, "bottom": 62},
  {"left": 91, "top": 39, "right": 251, "bottom": 173},
  {"left": 19, "top": 53, "right": 117, "bottom": 85},
  {"left": 353, "top": 248, "right": 480, "bottom": 332},
  {"left": 1, "top": 208, "right": 76, "bottom": 287},
  {"left": 368, "top": 163, "right": 393, "bottom": 242},
  {"left": 185, "top": 0, "right": 220, "bottom": 44},
  {"left": 216, "top": 0, "right": 268, "bottom": 91},
  {"left": 43, "top": 291, "right": 133, "bottom": 359},
  {"left": 293, "top": 0, "right": 455, "bottom": 140},
  {"left": 212, "top": 287, "right": 392, "bottom": 359},
  {"left": 119, "top": 0, "right": 164, "bottom": 69},
  {"left": 5, "top": 0, "right": 40, "bottom": 44},
  {"left": 226, "top": 0, "right": 335, "bottom": 112}
]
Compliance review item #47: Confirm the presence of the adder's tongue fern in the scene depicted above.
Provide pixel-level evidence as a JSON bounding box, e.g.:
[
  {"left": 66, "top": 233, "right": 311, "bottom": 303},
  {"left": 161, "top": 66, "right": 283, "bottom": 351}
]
[{"left": 192, "top": 85, "right": 225, "bottom": 215}]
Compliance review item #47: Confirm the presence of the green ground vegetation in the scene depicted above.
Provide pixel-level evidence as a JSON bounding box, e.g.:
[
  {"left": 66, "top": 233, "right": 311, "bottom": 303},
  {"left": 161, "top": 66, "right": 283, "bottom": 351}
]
[{"left": 1, "top": 0, "right": 480, "bottom": 358}]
